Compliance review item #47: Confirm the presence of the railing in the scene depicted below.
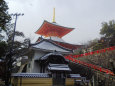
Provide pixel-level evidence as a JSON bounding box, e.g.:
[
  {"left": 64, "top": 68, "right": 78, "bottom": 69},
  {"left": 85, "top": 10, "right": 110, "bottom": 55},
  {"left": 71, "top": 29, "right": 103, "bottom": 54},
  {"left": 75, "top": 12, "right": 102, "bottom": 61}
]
[{"left": 64, "top": 46, "right": 115, "bottom": 76}]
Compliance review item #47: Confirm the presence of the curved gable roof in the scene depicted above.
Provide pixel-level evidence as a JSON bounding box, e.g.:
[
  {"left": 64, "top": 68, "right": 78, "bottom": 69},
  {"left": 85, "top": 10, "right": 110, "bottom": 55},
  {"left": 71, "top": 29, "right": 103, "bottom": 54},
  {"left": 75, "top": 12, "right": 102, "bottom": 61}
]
[
  {"left": 35, "top": 20, "right": 74, "bottom": 38},
  {"left": 30, "top": 39, "right": 73, "bottom": 53}
]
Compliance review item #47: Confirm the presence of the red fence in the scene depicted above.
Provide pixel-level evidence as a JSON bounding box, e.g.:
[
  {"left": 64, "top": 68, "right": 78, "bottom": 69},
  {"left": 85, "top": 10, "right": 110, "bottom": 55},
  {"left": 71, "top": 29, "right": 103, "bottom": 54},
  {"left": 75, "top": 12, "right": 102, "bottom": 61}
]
[
  {"left": 66, "top": 46, "right": 115, "bottom": 58},
  {"left": 64, "top": 46, "right": 115, "bottom": 76}
]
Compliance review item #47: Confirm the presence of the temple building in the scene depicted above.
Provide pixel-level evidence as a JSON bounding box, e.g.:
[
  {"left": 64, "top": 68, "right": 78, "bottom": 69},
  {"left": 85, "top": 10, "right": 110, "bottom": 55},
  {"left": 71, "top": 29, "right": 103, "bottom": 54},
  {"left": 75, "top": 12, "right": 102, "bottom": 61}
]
[
  {"left": 26, "top": 18, "right": 83, "bottom": 73},
  {"left": 11, "top": 9, "right": 87, "bottom": 86}
]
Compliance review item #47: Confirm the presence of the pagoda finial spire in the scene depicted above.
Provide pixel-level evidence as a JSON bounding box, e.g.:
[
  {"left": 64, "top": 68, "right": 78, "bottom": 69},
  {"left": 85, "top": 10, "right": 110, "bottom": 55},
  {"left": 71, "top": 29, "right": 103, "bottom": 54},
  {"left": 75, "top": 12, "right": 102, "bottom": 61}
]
[{"left": 52, "top": 8, "right": 55, "bottom": 23}]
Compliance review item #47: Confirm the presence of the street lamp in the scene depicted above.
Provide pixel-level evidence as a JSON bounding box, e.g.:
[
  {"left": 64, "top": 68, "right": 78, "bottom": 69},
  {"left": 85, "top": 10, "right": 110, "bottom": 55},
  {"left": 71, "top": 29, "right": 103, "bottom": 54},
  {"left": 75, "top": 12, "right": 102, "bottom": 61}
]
[{"left": 5, "top": 13, "right": 24, "bottom": 86}]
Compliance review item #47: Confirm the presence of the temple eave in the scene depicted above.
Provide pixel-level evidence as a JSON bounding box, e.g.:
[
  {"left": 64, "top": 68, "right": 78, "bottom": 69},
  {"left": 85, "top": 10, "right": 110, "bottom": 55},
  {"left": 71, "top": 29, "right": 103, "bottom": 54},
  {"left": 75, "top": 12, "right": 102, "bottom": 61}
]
[{"left": 35, "top": 20, "right": 74, "bottom": 37}]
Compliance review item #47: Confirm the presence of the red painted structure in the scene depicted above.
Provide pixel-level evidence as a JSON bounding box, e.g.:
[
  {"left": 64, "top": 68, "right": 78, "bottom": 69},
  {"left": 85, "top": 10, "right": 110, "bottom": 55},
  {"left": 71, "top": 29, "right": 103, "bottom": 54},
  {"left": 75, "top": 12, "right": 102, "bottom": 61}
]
[
  {"left": 35, "top": 20, "right": 74, "bottom": 38},
  {"left": 64, "top": 46, "right": 115, "bottom": 76},
  {"left": 35, "top": 20, "right": 114, "bottom": 76},
  {"left": 65, "top": 56, "right": 114, "bottom": 75},
  {"left": 35, "top": 20, "right": 83, "bottom": 50},
  {"left": 52, "top": 41, "right": 83, "bottom": 50},
  {"left": 65, "top": 46, "right": 115, "bottom": 58}
]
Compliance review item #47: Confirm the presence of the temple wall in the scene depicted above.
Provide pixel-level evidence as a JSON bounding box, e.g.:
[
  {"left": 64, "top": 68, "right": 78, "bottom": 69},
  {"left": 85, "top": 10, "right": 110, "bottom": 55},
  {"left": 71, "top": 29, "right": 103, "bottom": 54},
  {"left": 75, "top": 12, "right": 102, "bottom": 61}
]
[
  {"left": 33, "top": 51, "right": 47, "bottom": 73},
  {"left": 26, "top": 62, "right": 31, "bottom": 73},
  {"left": 32, "top": 61, "right": 41, "bottom": 73},
  {"left": 28, "top": 50, "right": 48, "bottom": 73},
  {"left": 11, "top": 77, "right": 52, "bottom": 86},
  {"left": 34, "top": 50, "right": 46, "bottom": 60},
  {"left": 11, "top": 77, "right": 75, "bottom": 86},
  {"left": 26, "top": 50, "right": 47, "bottom": 73}
]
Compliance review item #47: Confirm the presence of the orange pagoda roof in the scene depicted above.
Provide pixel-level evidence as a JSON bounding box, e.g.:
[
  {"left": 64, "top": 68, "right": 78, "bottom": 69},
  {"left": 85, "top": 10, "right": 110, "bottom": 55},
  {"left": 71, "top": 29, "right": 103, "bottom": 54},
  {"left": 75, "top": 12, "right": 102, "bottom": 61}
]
[{"left": 35, "top": 20, "right": 74, "bottom": 38}]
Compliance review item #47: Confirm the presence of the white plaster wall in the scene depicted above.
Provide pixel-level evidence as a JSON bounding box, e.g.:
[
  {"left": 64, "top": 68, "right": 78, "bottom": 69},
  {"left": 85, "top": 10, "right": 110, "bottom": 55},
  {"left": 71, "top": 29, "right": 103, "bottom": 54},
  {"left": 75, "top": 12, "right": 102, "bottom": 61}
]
[
  {"left": 32, "top": 61, "right": 41, "bottom": 73},
  {"left": 30, "top": 58, "right": 34, "bottom": 73},
  {"left": 29, "top": 50, "right": 47, "bottom": 73},
  {"left": 44, "top": 65, "right": 50, "bottom": 73},
  {"left": 26, "top": 62, "right": 31, "bottom": 73},
  {"left": 34, "top": 50, "right": 46, "bottom": 60}
]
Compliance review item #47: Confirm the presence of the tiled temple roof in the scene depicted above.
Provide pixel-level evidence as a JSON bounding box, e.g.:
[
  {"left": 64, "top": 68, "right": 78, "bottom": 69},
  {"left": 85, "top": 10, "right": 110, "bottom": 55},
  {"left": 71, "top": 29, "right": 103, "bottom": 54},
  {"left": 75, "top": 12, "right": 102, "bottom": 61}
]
[
  {"left": 12, "top": 73, "right": 50, "bottom": 78},
  {"left": 35, "top": 38, "right": 83, "bottom": 50},
  {"left": 12, "top": 73, "right": 84, "bottom": 78},
  {"left": 52, "top": 40, "right": 83, "bottom": 50},
  {"left": 48, "top": 64, "right": 71, "bottom": 71},
  {"left": 35, "top": 20, "right": 74, "bottom": 38},
  {"left": 40, "top": 52, "right": 66, "bottom": 60}
]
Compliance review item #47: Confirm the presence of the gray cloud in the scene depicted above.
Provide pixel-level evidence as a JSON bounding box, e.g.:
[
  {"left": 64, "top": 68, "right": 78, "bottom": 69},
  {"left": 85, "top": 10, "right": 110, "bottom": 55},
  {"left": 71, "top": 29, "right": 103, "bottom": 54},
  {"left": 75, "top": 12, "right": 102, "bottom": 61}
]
[{"left": 5, "top": 0, "right": 115, "bottom": 44}]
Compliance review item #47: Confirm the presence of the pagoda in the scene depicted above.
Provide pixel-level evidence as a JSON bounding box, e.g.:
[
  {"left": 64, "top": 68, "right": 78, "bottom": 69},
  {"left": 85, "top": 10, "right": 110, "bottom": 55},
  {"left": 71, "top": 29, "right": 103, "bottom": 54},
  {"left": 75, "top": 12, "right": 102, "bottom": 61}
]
[
  {"left": 11, "top": 9, "right": 86, "bottom": 86},
  {"left": 35, "top": 8, "right": 83, "bottom": 52}
]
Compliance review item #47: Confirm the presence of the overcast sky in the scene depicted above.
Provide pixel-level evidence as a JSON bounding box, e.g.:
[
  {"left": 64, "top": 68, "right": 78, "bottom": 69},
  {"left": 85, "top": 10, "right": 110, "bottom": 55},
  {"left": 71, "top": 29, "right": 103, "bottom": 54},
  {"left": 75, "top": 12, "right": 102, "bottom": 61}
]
[{"left": 5, "top": 0, "right": 115, "bottom": 44}]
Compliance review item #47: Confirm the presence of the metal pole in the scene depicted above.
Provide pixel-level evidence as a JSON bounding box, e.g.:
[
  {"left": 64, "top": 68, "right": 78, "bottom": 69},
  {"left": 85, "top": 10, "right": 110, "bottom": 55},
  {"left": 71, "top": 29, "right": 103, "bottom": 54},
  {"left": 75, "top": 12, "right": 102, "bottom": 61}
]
[
  {"left": 10, "top": 13, "right": 24, "bottom": 53},
  {"left": 5, "top": 13, "right": 24, "bottom": 86},
  {"left": 10, "top": 14, "right": 18, "bottom": 53}
]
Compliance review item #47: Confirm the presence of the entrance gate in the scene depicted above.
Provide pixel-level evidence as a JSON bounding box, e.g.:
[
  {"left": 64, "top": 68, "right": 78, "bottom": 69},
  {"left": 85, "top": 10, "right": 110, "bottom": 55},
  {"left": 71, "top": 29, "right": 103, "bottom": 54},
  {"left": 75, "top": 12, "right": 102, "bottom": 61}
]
[{"left": 53, "top": 73, "right": 65, "bottom": 86}]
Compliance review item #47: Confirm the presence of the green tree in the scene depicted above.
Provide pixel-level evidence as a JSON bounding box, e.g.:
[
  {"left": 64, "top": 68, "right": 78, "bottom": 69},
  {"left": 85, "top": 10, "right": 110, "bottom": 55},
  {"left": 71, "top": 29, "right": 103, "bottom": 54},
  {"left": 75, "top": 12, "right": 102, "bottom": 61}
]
[
  {"left": 100, "top": 20, "right": 115, "bottom": 38},
  {"left": 0, "top": 0, "right": 11, "bottom": 31},
  {"left": 0, "top": 1, "right": 30, "bottom": 84},
  {"left": 4, "top": 23, "right": 30, "bottom": 57},
  {"left": 100, "top": 20, "right": 115, "bottom": 46},
  {"left": 93, "top": 43, "right": 104, "bottom": 51},
  {"left": 0, "top": 41, "right": 7, "bottom": 57},
  {"left": 0, "top": 0, "right": 11, "bottom": 58},
  {"left": 2, "top": 23, "right": 30, "bottom": 85}
]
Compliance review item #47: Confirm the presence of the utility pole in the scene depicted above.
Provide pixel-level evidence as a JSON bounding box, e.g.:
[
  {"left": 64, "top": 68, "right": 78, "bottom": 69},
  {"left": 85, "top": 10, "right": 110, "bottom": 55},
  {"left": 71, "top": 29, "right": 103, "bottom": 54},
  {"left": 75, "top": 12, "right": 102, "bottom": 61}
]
[
  {"left": 10, "top": 13, "right": 24, "bottom": 52},
  {"left": 5, "top": 13, "right": 24, "bottom": 86}
]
